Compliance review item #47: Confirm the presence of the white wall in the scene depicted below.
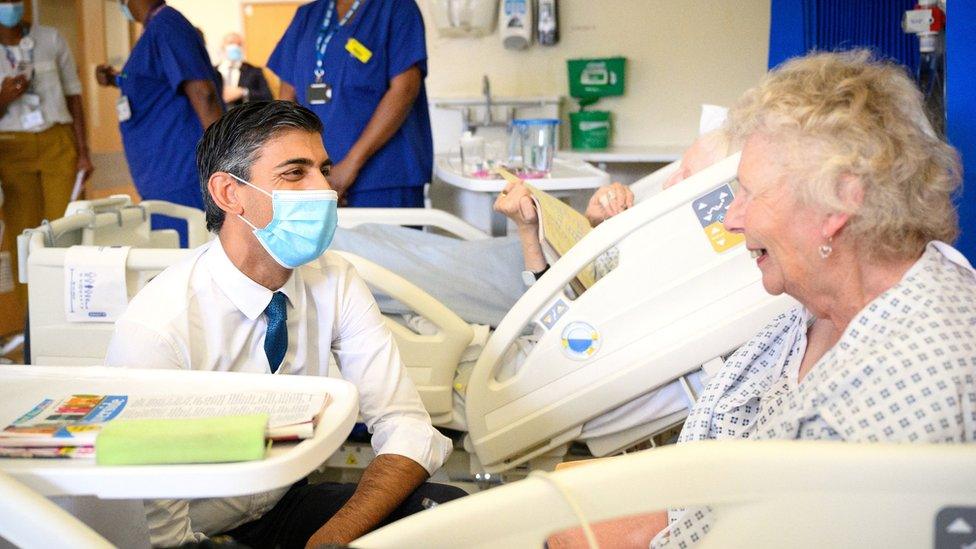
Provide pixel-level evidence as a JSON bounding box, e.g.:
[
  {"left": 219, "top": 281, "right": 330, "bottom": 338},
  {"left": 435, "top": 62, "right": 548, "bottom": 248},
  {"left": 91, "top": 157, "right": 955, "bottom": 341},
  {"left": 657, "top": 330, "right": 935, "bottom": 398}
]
[
  {"left": 167, "top": 0, "right": 771, "bottom": 148},
  {"left": 167, "top": 0, "right": 244, "bottom": 62},
  {"left": 421, "top": 0, "right": 770, "bottom": 147}
]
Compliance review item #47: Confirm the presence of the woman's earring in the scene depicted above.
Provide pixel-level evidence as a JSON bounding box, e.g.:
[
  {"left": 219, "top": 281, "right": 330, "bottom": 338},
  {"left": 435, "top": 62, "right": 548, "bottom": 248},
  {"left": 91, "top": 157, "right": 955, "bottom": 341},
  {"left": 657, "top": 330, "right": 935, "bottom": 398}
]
[{"left": 819, "top": 237, "right": 833, "bottom": 259}]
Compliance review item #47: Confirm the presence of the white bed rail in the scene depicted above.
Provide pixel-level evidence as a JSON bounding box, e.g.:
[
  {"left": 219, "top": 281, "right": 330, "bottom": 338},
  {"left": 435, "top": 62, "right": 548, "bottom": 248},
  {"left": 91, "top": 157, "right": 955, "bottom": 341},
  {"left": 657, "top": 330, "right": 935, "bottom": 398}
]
[
  {"left": 338, "top": 208, "right": 489, "bottom": 241},
  {"left": 0, "top": 470, "right": 113, "bottom": 549},
  {"left": 333, "top": 251, "right": 474, "bottom": 424},
  {"left": 356, "top": 440, "right": 976, "bottom": 548},
  {"left": 464, "top": 154, "right": 797, "bottom": 472}
]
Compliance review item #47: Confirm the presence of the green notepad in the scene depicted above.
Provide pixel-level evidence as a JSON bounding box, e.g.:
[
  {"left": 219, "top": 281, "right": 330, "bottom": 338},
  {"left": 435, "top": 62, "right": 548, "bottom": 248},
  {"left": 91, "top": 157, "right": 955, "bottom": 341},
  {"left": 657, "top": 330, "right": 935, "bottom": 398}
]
[{"left": 95, "top": 414, "right": 268, "bottom": 466}]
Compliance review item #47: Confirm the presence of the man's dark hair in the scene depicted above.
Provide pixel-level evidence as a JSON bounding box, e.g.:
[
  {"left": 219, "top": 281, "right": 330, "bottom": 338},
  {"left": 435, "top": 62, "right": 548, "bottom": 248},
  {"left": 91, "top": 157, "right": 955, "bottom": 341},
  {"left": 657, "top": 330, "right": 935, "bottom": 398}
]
[{"left": 196, "top": 100, "right": 323, "bottom": 232}]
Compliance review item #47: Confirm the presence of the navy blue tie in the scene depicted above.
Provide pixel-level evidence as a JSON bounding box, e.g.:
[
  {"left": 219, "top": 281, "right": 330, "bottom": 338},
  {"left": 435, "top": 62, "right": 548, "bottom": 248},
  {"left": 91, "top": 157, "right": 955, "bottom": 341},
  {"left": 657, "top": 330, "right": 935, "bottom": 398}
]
[{"left": 263, "top": 292, "right": 288, "bottom": 374}]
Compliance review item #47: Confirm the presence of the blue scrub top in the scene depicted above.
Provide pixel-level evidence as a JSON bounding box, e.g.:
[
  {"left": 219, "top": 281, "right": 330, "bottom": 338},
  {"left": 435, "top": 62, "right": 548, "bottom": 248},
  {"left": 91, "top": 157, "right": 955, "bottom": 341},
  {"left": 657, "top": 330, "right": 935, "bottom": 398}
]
[
  {"left": 118, "top": 5, "right": 219, "bottom": 210},
  {"left": 268, "top": 0, "right": 433, "bottom": 196}
]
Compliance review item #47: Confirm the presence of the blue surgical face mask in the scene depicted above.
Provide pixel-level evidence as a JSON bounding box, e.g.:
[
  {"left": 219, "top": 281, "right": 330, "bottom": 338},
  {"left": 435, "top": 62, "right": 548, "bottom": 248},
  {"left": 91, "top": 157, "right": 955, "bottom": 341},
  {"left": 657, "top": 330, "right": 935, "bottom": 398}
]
[
  {"left": 225, "top": 44, "right": 243, "bottom": 62},
  {"left": 0, "top": 2, "right": 24, "bottom": 28},
  {"left": 119, "top": 0, "right": 135, "bottom": 22},
  {"left": 231, "top": 174, "right": 339, "bottom": 269}
]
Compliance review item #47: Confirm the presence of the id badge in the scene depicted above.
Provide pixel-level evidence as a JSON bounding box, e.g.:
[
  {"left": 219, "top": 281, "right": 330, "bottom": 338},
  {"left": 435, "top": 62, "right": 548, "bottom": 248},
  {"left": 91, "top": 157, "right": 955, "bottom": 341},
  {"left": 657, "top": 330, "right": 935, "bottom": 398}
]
[
  {"left": 20, "top": 109, "right": 44, "bottom": 130},
  {"left": 22, "top": 93, "right": 41, "bottom": 109},
  {"left": 116, "top": 95, "right": 132, "bottom": 122},
  {"left": 307, "top": 83, "right": 332, "bottom": 105}
]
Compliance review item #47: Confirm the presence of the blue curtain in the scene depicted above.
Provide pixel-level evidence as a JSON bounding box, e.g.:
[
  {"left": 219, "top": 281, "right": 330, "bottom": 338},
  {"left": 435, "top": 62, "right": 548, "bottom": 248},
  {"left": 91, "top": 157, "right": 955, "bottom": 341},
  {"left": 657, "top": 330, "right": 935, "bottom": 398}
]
[
  {"left": 946, "top": 4, "right": 976, "bottom": 261},
  {"left": 768, "top": 0, "right": 919, "bottom": 72}
]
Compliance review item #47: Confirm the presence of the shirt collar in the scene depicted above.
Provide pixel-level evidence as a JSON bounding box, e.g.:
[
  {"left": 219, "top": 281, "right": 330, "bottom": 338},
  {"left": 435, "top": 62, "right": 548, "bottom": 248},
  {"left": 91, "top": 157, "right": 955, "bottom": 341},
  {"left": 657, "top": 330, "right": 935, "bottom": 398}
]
[{"left": 205, "top": 238, "right": 300, "bottom": 320}]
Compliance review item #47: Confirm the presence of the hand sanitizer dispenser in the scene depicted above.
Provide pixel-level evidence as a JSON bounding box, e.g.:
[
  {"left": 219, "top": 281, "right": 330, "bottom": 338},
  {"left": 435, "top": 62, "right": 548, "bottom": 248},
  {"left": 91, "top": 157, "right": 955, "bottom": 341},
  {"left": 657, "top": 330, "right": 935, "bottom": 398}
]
[
  {"left": 500, "top": 0, "right": 533, "bottom": 50},
  {"left": 431, "top": 0, "right": 499, "bottom": 38}
]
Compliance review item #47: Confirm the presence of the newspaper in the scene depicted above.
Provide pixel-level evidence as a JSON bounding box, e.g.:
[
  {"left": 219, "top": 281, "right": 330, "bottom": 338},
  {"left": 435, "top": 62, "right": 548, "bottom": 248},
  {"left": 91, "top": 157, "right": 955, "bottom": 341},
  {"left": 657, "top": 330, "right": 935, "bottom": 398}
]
[{"left": 1, "top": 392, "right": 329, "bottom": 450}]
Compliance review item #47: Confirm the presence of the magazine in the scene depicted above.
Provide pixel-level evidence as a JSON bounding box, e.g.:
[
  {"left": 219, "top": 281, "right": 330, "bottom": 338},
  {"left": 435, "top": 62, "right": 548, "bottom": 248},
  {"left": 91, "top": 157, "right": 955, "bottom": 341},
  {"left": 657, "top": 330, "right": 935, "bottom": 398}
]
[
  {"left": 495, "top": 167, "right": 600, "bottom": 293},
  {"left": 1, "top": 392, "right": 329, "bottom": 450}
]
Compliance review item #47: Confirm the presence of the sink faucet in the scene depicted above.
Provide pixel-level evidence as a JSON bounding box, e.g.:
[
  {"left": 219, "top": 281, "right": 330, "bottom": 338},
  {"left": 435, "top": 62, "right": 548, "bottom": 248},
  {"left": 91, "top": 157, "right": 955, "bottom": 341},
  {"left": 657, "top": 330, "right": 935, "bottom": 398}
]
[{"left": 482, "top": 74, "right": 492, "bottom": 127}]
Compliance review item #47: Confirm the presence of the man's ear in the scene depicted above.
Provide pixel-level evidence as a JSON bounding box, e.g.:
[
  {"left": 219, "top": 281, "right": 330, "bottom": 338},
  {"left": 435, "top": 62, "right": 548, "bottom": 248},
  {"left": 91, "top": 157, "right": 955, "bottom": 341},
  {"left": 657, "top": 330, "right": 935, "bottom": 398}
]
[
  {"left": 208, "top": 173, "right": 245, "bottom": 217},
  {"left": 822, "top": 174, "right": 864, "bottom": 240}
]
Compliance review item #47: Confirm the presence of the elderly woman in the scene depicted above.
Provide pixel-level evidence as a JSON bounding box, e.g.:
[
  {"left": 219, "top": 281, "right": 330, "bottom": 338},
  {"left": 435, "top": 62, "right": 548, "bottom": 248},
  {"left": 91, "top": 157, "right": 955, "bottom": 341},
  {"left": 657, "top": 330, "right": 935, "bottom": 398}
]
[
  {"left": 651, "top": 50, "right": 976, "bottom": 547},
  {"left": 549, "top": 49, "right": 976, "bottom": 549}
]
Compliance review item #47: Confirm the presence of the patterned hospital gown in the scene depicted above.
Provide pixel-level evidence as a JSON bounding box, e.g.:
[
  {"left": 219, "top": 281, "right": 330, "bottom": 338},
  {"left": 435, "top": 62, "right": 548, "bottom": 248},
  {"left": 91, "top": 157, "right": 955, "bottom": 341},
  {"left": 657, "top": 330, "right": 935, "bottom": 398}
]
[{"left": 652, "top": 242, "right": 976, "bottom": 548}]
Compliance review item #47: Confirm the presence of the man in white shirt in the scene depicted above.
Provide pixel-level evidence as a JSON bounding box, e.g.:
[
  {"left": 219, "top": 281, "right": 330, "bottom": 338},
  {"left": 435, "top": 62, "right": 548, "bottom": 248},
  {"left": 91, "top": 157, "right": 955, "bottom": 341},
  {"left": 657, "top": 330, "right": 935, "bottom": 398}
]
[{"left": 105, "top": 100, "right": 462, "bottom": 548}]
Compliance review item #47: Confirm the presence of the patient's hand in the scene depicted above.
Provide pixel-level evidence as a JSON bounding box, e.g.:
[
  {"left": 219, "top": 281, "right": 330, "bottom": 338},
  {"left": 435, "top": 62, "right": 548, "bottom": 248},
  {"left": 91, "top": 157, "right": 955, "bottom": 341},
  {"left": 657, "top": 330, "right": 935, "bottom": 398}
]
[
  {"left": 494, "top": 180, "right": 538, "bottom": 229},
  {"left": 585, "top": 183, "right": 635, "bottom": 227}
]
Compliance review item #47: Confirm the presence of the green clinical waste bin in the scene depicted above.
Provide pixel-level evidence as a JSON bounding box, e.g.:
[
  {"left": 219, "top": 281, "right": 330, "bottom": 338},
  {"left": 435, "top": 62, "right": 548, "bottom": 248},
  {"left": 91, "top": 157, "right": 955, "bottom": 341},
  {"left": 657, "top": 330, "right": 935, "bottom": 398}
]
[{"left": 570, "top": 110, "right": 611, "bottom": 150}]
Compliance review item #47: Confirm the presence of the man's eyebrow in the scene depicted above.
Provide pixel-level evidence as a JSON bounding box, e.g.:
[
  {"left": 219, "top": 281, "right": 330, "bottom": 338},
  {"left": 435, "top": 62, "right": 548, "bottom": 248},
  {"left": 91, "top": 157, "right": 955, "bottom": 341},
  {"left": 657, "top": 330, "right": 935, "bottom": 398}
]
[
  {"left": 273, "top": 158, "right": 314, "bottom": 169},
  {"left": 321, "top": 159, "right": 334, "bottom": 168}
]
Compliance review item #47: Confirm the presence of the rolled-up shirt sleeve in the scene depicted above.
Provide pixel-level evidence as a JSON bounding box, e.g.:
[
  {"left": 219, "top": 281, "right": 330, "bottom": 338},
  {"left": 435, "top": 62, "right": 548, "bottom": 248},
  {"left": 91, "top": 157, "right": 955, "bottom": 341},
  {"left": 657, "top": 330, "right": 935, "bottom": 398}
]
[{"left": 330, "top": 265, "right": 452, "bottom": 474}]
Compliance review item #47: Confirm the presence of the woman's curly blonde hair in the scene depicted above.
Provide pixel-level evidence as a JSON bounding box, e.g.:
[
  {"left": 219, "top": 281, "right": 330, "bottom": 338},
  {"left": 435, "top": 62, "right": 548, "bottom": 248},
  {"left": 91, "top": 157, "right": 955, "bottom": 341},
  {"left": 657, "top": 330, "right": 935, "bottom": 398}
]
[{"left": 727, "top": 49, "right": 961, "bottom": 261}]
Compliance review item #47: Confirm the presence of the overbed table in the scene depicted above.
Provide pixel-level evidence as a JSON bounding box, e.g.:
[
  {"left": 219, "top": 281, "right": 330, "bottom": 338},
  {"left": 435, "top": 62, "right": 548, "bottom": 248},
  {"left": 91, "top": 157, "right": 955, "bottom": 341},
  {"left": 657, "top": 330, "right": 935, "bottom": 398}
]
[{"left": 0, "top": 366, "right": 359, "bottom": 548}]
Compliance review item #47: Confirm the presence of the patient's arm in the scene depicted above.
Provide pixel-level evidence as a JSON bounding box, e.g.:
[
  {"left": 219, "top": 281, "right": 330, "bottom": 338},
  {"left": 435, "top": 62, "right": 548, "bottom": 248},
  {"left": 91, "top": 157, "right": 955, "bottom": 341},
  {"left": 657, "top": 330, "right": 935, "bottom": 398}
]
[
  {"left": 547, "top": 512, "right": 669, "bottom": 549},
  {"left": 493, "top": 181, "right": 547, "bottom": 272}
]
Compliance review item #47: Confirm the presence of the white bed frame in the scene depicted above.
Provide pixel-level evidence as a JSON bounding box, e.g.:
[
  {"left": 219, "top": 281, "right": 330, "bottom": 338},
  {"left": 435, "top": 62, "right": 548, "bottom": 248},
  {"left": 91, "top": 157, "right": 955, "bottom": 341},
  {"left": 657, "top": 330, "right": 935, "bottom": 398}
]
[
  {"left": 463, "top": 154, "right": 796, "bottom": 472},
  {"left": 355, "top": 440, "right": 976, "bottom": 548}
]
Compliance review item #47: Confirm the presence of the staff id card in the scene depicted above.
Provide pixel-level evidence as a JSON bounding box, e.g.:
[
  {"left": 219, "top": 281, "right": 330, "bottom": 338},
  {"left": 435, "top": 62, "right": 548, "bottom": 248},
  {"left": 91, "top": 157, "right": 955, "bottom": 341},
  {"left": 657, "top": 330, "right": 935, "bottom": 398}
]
[
  {"left": 307, "top": 82, "right": 332, "bottom": 105},
  {"left": 116, "top": 95, "right": 132, "bottom": 122}
]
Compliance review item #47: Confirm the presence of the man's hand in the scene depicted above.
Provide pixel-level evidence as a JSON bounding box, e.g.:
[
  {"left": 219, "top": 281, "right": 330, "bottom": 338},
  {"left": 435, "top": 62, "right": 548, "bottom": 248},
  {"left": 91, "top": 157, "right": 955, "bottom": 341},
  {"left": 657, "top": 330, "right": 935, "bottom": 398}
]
[
  {"left": 493, "top": 179, "right": 538, "bottom": 229},
  {"left": 76, "top": 151, "right": 95, "bottom": 183},
  {"left": 0, "top": 75, "right": 29, "bottom": 108},
  {"left": 327, "top": 158, "right": 361, "bottom": 199},
  {"left": 222, "top": 85, "right": 246, "bottom": 104},
  {"left": 584, "top": 182, "right": 634, "bottom": 227},
  {"left": 95, "top": 65, "right": 118, "bottom": 88}
]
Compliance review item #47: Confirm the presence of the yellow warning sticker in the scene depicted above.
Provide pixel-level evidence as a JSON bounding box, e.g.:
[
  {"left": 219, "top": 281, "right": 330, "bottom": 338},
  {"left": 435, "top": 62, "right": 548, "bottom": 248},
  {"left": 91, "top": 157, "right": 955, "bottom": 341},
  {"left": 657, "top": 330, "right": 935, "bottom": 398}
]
[{"left": 345, "top": 38, "right": 373, "bottom": 63}]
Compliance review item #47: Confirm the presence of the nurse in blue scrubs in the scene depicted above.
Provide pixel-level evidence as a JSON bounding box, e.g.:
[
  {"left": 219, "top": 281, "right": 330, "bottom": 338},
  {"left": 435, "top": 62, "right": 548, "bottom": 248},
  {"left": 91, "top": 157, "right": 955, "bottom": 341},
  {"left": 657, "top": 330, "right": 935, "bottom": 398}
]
[
  {"left": 269, "top": 0, "right": 432, "bottom": 207},
  {"left": 95, "top": 0, "right": 223, "bottom": 245}
]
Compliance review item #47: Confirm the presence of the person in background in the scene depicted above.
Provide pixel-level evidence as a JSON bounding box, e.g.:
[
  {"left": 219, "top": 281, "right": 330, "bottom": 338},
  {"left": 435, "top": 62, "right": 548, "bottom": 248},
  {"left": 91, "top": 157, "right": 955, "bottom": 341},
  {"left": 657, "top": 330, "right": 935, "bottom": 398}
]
[
  {"left": 268, "top": 0, "right": 433, "bottom": 207},
  {"left": 0, "top": 0, "right": 93, "bottom": 311},
  {"left": 94, "top": 0, "right": 222, "bottom": 247},
  {"left": 216, "top": 32, "right": 272, "bottom": 107}
]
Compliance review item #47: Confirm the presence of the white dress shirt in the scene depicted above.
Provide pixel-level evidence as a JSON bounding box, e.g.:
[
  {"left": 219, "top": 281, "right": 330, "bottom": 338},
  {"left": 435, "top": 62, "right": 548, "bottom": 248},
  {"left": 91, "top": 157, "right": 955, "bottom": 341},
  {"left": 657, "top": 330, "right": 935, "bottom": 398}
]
[
  {"left": 217, "top": 59, "right": 241, "bottom": 89},
  {"left": 105, "top": 239, "right": 452, "bottom": 547},
  {"left": 0, "top": 25, "right": 81, "bottom": 133}
]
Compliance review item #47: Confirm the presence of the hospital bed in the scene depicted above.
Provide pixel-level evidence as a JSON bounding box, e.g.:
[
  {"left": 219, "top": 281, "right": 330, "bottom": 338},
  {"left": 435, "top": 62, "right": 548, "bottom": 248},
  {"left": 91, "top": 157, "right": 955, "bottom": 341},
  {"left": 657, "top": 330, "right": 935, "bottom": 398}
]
[
  {"left": 355, "top": 440, "right": 976, "bottom": 548},
  {"left": 339, "top": 154, "right": 797, "bottom": 472},
  {"left": 18, "top": 196, "right": 476, "bottom": 426},
  {"left": 18, "top": 195, "right": 208, "bottom": 365}
]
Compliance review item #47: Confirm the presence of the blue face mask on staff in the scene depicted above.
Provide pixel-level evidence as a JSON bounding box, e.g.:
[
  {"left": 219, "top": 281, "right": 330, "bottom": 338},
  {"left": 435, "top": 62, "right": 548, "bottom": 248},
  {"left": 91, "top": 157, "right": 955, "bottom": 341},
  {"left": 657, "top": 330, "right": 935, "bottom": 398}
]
[
  {"left": 231, "top": 174, "right": 339, "bottom": 269},
  {"left": 0, "top": 2, "right": 24, "bottom": 28},
  {"left": 225, "top": 44, "right": 243, "bottom": 62}
]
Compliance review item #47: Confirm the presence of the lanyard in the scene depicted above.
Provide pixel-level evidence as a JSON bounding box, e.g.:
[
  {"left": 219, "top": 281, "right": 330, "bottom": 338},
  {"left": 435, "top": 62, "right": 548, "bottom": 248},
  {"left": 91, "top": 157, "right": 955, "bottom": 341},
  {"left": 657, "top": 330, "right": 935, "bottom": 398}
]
[
  {"left": 3, "top": 25, "right": 33, "bottom": 75},
  {"left": 313, "top": 0, "right": 361, "bottom": 82}
]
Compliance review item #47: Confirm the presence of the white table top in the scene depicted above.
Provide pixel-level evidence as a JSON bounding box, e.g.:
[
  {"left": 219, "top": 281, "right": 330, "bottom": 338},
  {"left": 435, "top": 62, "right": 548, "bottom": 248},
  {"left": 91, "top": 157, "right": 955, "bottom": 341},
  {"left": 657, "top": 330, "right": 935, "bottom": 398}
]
[
  {"left": 434, "top": 155, "right": 610, "bottom": 192},
  {"left": 0, "top": 366, "right": 359, "bottom": 499},
  {"left": 559, "top": 145, "right": 686, "bottom": 163}
]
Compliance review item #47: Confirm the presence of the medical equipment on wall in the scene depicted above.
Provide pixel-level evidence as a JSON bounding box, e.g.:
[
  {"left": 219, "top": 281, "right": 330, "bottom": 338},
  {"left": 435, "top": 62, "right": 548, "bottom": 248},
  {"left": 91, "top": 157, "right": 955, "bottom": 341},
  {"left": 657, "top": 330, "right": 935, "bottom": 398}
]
[
  {"left": 354, "top": 441, "right": 976, "bottom": 548},
  {"left": 537, "top": 0, "right": 558, "bottom": 46},
  {"left": 500, "top": 0, "right": 532, "bottom": 50},
  {"left": 430, "top": 0, "right": 498, "bottom": 38},
  {"left": 903, "top": 0, "right": 946, "bottom": 134}
]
